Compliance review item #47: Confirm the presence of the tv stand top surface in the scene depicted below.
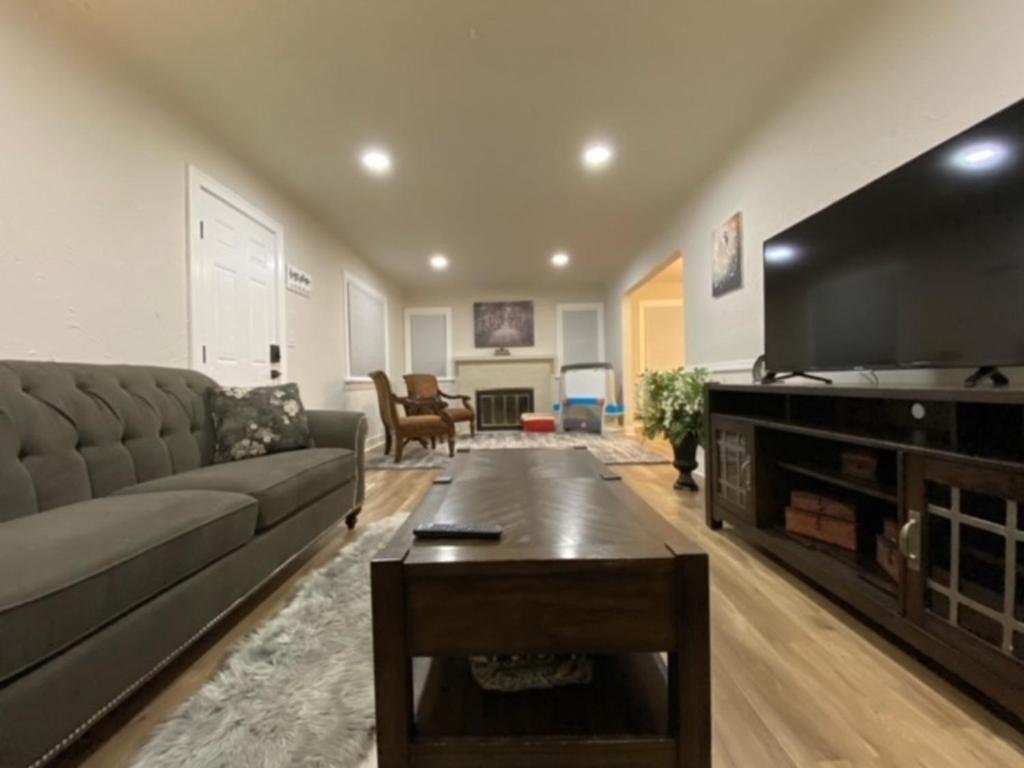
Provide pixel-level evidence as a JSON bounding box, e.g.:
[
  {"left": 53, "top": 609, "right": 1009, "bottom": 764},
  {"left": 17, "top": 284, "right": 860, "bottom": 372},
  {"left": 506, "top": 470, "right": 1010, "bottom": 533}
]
[{"left": 709, "top": 381, "right": 1024, "bottom": 404}]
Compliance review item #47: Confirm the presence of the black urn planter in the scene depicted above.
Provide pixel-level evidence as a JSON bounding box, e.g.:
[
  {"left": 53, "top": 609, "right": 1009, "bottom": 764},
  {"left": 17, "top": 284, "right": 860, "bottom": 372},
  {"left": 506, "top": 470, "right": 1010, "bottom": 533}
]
[{"left": 672, "top": 432, "right": 700, "bottom": 491}]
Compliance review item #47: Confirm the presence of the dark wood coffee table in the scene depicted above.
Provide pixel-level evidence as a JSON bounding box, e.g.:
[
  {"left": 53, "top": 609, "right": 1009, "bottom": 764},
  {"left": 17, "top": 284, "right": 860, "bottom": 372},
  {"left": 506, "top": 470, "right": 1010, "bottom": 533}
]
[{"left": 371, "top": 448, "right": 710, "bottom": 768}]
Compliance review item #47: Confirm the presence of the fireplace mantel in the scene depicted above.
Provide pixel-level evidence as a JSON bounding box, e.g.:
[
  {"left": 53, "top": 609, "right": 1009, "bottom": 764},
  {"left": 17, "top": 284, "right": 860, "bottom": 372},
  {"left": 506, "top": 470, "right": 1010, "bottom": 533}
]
[
  {"left": 454, "top": 354, "right": 557, "bottom": 413},
  {"left": 453, "top": 353, "right": 555, "bottom": 365}
]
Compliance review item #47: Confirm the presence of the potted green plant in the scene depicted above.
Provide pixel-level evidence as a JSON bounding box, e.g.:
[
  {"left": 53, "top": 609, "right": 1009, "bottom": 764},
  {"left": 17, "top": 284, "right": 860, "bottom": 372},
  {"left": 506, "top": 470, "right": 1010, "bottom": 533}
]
[{"left": 637, "top": 367, "right": 711, "bottom": 491}]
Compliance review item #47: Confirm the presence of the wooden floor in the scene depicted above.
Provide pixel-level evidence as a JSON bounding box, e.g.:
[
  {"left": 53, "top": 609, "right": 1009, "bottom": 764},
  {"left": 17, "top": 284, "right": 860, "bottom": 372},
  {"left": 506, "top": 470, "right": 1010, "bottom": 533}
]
[{"left": 62, "top": 462, "right": 1024, "bottom": 768}]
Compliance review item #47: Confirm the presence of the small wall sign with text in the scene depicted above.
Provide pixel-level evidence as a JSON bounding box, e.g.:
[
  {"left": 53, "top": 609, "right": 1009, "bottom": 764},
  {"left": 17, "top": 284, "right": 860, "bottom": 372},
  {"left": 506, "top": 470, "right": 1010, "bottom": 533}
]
[{"left": 287, "top": 265, "right": 313, "bottom": 297}]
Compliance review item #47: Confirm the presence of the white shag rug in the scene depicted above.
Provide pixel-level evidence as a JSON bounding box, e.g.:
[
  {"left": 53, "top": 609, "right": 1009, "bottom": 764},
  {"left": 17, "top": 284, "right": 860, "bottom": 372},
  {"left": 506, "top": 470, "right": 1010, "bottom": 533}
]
[{"left": 131, "top": 514, "right": 407, "bottom": 768}]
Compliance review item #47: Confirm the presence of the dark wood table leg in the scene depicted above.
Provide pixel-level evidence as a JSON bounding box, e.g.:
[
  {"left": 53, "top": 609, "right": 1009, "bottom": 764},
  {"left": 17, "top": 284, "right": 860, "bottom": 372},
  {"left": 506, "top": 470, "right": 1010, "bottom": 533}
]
[
  {"left": 669, "top": 550, "right": 711, "bottom": 768},
  {"left": 372, "top": 558, "right": 413, "bottom": 767}
]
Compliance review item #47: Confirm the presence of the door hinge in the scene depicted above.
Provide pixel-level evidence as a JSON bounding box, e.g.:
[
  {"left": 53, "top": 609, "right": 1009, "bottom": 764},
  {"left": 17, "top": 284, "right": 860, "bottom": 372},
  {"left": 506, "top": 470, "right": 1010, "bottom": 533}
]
[
  {"left": 202, "top": 345, "right": 207, "bottom": 364},
  {"left": 199, "top": 220, "right": 205, "bottom": 239}
]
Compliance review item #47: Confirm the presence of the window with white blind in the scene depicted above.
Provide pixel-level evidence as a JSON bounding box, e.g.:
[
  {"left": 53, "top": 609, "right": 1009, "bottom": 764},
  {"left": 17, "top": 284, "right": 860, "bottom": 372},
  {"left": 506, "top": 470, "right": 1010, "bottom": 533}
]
[
  {"left": 405, "top": 307, "right": 452, "bottom": 379},
  {"left": 556, "top": 303, "right": 605, "bottom": 369},
  {"left": 344, "top": 273, "right": 388, "bottom": 380}
]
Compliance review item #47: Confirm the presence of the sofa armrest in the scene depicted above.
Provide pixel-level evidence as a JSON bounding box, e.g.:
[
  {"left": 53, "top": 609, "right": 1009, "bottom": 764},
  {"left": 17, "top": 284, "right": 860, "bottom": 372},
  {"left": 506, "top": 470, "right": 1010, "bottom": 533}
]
[{"left": 307, "top": 410, "right": 368, "bottom": 509}]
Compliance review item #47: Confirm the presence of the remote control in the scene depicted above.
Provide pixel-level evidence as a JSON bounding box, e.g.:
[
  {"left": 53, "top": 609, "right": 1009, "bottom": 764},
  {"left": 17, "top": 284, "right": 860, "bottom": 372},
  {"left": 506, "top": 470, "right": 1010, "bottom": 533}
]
[
  {"left": 433, "top": 475, "right": 454, "bottom": 485},
  {"left": 413, "top": 522, "right": 502, "bottom": 540},
  {"left": 600, "top": 472, "right": 622, "bottom": 481}
]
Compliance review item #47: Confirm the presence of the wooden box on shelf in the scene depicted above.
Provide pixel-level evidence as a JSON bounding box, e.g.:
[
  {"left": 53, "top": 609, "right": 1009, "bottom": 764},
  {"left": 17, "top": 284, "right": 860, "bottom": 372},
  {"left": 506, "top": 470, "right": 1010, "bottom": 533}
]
[
  {"left": 875, "top": 537, "right": 899, "bottom": 582},
  {"left": 785, "top": 490, "right": 859, "bottom": 551},
  {"left": 841, "top": 448, "right": 879, "bottom": 482},
  {"left": 875, "top": 518, "right": 900, "bottom": 582},
  {"left": 790, "top": 490, "right": 857, "bottom": 521},
  {"left": 785, "top": 507, "right": 858, "bottom": 550}
]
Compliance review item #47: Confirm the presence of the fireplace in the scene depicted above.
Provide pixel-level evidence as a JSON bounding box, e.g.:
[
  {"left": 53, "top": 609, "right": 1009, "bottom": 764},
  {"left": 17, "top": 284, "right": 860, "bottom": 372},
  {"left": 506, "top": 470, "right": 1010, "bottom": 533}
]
[{"left": 476, "top": 388, "right": 534, "bottom": 431}]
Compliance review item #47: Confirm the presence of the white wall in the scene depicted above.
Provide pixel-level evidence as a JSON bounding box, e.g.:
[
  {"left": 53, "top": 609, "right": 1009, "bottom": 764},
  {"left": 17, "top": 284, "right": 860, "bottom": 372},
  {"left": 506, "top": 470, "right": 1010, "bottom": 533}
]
[
  {"left": 404, "top": 285, "right": 607, "bottom": 365},
  {"left": 608, "top": 0, "right": 1024, "bottom": 387},
  {"left": 0, "top": 4, "right": 403, "bottom": 443}
]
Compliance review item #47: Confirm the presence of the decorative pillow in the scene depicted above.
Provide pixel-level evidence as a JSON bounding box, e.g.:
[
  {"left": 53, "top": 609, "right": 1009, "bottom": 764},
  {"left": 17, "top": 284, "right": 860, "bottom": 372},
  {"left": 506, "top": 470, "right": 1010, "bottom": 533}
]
[
  {"left": 210, "top": 383, "right": 313, "bottom": 463},
  {"left": 469, "top": 654, "right": 593, "bottom": 693}
]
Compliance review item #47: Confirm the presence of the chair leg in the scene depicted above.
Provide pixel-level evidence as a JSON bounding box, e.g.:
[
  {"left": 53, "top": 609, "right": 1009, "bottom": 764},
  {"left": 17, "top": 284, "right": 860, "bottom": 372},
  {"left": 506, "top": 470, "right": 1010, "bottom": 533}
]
[
  {"left": 431, "top": 436, "right": 437, "bottom": 449},
  {"left": 384, "top": 428, "right": 392, "bottom": 456},
  {"left": 395, "top": 438, "right": 406, "bottom": 464},
  {"left": 448, "top": 428, "right": 456, "bottom": 457},
  {"left": 470, "top": 419, "right": 476, "bottom": 437}
]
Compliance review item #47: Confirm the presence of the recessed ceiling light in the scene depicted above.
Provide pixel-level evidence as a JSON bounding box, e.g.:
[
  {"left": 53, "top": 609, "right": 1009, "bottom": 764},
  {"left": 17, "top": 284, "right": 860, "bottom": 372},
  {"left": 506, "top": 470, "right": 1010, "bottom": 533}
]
[
  {"left": 551, "top": 251, "right": 570, "bottom": 268},
  {"left": 429, "top": 253, "right": 449, "bottom": 270},
  {"left": 360, "top": 147, "right": 392, "bottom": 174},
  {"left": 582, "top": 142, "right": 614, "bottom": 169}
]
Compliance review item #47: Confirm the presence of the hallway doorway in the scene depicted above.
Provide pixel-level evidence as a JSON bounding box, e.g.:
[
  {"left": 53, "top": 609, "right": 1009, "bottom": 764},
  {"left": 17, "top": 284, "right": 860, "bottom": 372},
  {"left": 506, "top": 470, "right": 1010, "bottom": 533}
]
[{"left": 622, "top": 253, "right": 685, "bottom": 436}]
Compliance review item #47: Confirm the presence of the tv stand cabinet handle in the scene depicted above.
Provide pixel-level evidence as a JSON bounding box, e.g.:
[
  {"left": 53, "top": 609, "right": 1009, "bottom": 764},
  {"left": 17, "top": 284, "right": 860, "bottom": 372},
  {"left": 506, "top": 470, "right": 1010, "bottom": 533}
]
[{"left": 898, "top": 511, "right": 922, "bottom": 571}]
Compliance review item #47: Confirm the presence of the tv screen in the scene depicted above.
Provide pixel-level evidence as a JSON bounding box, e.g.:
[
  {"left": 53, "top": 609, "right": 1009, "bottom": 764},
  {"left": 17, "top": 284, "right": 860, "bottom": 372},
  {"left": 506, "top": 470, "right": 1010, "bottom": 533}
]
[{"left": 764, "top": 99, "right": 1024, "bottom": 373}]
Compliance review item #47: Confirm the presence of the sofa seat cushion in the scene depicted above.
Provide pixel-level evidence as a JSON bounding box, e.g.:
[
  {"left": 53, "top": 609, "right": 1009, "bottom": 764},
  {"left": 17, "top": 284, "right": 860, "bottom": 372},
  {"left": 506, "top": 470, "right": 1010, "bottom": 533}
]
[
  {"left": 115, "top": 448, "right": 355, "bottom": 531},
  {"left": 0, "top": 490, "right": 257, "bottom": 684}
]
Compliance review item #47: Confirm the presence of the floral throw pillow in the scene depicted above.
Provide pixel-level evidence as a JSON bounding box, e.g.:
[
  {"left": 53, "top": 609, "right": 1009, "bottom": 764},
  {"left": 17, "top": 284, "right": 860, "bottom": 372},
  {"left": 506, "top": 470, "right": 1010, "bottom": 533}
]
[{"left": 210, "top": 383, "right": 313, "bottom": 463}]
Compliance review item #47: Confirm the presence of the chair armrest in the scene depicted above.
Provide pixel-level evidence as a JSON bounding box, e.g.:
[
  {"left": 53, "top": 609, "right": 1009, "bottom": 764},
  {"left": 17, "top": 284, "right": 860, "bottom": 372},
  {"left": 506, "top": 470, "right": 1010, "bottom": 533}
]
[
  {"left": 438, "top": 391, "right": 472, "bottom": 408},
  {"left": 307, "top": 410, "right": 368, "bottom": 509}
]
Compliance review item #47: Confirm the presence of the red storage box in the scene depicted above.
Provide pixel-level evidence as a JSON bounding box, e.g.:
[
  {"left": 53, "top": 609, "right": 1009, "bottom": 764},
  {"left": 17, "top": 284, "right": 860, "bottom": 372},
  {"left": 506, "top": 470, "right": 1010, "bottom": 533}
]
[{"left": 521, "top": 413, "right": 556, "bottom": 433}]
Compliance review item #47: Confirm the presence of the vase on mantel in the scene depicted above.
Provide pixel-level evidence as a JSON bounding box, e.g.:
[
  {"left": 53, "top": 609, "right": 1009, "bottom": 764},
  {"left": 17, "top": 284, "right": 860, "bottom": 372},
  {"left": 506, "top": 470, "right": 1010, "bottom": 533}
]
[{"left": 672, "top": 432, "right": 699, "bottom": 492}]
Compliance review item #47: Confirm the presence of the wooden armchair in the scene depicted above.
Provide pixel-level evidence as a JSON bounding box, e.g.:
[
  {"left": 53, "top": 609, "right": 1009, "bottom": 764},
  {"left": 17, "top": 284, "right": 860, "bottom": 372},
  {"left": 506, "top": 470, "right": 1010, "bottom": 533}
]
[
  {"left": 370, "top": 371, "right": 455, "bottom": 463},
  {"left": 404, "top": 373, "right": 476, "bottom": 436}
]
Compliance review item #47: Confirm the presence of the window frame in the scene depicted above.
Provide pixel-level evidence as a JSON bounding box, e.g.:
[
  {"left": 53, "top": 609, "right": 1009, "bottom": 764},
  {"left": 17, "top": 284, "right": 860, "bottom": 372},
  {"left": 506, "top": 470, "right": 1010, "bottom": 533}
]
[
  {"left": 555, "top": 302, "right": 606, "bottom": 371},
  {"left": 343, "top": 271, "right": 390, "bottom": 383}
]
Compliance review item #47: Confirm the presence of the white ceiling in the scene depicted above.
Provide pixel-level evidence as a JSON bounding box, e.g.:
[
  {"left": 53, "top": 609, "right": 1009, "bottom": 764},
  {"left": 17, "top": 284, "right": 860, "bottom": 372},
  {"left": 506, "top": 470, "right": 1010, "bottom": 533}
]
[{"left": 60, "top": 1, "right": 870, "bottom": 289}]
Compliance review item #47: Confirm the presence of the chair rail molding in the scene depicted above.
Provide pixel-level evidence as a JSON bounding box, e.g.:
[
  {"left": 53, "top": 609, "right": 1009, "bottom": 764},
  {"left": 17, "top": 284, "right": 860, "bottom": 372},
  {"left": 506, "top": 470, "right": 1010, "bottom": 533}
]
[{"left": 691, "top": 358, "right": 757, "bottom": 376}]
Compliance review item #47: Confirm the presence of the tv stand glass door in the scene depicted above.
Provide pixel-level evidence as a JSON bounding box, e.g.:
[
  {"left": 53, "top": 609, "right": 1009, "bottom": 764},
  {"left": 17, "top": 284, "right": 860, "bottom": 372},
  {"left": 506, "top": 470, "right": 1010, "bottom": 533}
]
[{"left": 904, "top": 456, "right": 1024, "bottom": 683}]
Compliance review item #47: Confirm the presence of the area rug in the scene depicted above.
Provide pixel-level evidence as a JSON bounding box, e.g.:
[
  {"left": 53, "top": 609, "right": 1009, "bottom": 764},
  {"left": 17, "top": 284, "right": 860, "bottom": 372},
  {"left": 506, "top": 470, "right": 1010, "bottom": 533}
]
[
  {"left": 366, "top": 431, "right": 669, "bottom": 470},
  {"left": 131, "top": 514, "right": 407, "bottom": 768}
]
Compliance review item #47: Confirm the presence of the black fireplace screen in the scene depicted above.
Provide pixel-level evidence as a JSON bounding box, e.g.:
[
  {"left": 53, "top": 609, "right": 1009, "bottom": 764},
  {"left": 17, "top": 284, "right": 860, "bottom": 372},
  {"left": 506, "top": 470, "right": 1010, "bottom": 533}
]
[{"left": 476, "top": 388, "right": 534, "bottom": 430}]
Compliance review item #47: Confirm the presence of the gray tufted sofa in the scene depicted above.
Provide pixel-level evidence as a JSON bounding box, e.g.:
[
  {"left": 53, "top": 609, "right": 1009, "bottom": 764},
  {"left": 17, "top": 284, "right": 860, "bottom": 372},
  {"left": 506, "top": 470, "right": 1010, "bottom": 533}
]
[{"left": 0, "top": 361, "right": 367, "bottom": 767}]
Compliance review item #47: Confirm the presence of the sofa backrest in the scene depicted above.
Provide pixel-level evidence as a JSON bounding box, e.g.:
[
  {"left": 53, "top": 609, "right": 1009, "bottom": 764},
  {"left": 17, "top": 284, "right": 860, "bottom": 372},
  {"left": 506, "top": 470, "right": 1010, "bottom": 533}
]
[{"left": 0, "top": 361, "right": 218, "bottom": 521}]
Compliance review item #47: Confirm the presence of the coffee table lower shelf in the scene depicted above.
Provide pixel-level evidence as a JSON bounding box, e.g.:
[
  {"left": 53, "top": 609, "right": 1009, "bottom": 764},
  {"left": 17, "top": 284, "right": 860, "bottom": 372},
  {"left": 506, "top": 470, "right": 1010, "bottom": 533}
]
[
  {"left": 410, "top": 654, "right": 676, "bottom": 768},
  {"left": 408, "top": 737, "right": 677, "bottom": 768}
]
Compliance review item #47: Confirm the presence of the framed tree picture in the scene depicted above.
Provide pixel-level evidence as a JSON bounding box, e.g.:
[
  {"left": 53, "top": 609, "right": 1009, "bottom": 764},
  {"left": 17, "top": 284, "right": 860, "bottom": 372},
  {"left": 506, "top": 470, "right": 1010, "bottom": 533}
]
[
  {"left": 473, "top": 301, "right": 535, "bottom": 348},
  {"left": 712, "top": 211, "right": 743, "bottom": 297}
]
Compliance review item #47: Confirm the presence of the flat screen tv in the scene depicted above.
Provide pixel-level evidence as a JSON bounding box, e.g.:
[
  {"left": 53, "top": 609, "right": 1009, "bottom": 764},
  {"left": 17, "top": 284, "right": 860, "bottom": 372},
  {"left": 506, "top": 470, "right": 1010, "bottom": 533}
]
[{"left": 764, "top": 98, "right": 1024, "bottom": 374}]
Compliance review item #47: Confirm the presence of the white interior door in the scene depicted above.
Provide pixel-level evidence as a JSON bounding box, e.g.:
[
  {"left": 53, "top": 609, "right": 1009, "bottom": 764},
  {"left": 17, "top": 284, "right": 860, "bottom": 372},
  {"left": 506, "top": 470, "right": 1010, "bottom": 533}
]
[{"left": 190, "top": 169, "right": 284, "bottom": 386}]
